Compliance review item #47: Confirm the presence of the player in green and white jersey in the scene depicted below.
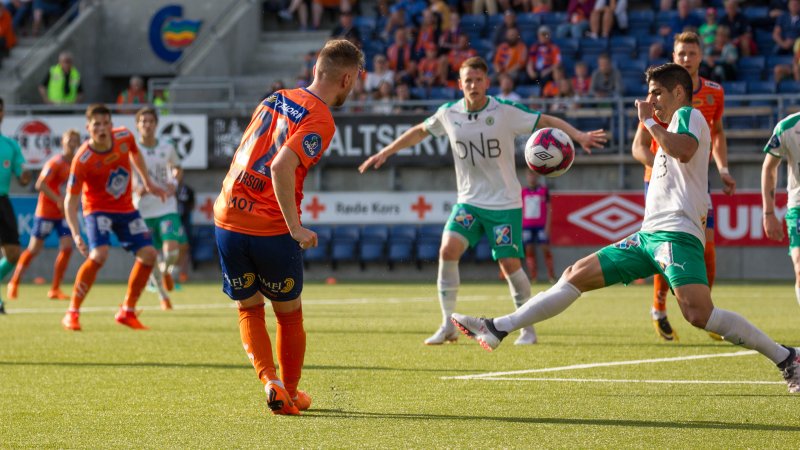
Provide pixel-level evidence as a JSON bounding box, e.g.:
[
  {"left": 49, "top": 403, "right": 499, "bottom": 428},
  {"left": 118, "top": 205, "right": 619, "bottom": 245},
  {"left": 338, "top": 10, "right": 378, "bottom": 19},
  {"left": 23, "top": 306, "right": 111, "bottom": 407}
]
[
  {"left": 359, "top": 56, "right": 606, "bottom": 346},
  {"left": 451, "top": 63, "right": 800, "bottom": 394},
  {"left": 133, "top": 106, "right": 186, "bottom": 310},
  {"left": 762, "top": 111, "right": 800, "bottom": 308}
]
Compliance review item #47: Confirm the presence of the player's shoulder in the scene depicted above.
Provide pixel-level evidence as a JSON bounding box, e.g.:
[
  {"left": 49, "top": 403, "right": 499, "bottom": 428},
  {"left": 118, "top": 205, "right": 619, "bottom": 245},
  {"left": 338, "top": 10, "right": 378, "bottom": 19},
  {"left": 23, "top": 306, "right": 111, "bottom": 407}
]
[
  {"left": 494, "top": 96, "right": 538, "bottom": 114},
  {"left": 270, "top": 88, "right": 330, "bottom": 124},
  {"left": 74, "top": 143, "right": 93, "bottom": 165},
  {"left": 112, "top": 126, "right": 134, "bottom": 139},
  {"left": 700, "top": 77, "right": 724, "bottom": 93},
  {"left": 774, "top": 111, "right": 800, "bottom": 136}
]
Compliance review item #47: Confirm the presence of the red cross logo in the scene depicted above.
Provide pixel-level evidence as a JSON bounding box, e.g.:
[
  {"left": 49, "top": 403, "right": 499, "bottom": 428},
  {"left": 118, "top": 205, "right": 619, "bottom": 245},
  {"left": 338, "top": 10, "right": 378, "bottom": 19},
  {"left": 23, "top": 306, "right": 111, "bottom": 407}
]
[
  {"left": 411, "top": 195, "right": 432, "bottom": 220},
  {"left": 305, "top": 196, "right": 326, "bottom": 219},
  {"left": 199, "top": 197, "right": 215, "bottom": 220}
]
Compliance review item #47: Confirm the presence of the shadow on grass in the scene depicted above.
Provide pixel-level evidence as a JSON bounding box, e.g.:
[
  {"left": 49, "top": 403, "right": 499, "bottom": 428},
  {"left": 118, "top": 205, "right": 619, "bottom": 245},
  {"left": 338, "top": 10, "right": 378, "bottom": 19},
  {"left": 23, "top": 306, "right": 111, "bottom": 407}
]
[{"left": 306, "top": 409, "right": 800, "bottom": 431}]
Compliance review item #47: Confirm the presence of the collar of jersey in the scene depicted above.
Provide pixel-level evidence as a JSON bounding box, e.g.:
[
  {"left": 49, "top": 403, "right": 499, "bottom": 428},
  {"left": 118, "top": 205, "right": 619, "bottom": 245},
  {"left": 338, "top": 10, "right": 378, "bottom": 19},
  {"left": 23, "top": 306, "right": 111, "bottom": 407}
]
[
  {"left": 302, "top": 87, "right": 327, "bottom": 105},
  {"left": 463, "top": 96, "right": 491, "bottom": 113}
]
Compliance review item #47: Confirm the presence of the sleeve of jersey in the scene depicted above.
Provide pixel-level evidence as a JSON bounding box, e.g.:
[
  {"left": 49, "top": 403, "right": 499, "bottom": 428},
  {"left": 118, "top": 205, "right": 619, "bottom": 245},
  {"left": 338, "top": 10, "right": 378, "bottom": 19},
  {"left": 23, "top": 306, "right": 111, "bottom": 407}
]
[
  {"left": 127, "top": 133, "right": 140, "bottom": 155},
  {"left": 67, "top": 158, "right": 83, "bottom": 195},
  {"left": 12, "top": 140, "right": 25, "bottom": 177},
  {"left": 508, "top": 101, "right": 541, "bottom": 134},
  {"left": 169, "top": 146, "right": 181, "bottom": 168},
  {"left": 714, "top": 89, "right": 724, "bottom": 122},
  {"left": 763, "top": 127, "right": 785, "bottom": 158},
  {"left": 283, "top": 117, "right": 335, "bottom": 169},
  {"left": 423, "top": 106, "right": 447, "bottom": 137},
  {"left": 674, "top": 108, "right": 699, "bottom": 144}
]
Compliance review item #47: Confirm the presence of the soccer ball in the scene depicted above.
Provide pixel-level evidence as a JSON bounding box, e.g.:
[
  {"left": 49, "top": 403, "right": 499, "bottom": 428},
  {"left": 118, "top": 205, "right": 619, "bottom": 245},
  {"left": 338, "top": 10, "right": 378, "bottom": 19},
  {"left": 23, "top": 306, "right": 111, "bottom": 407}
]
[{"left": 524, "top": 127, "right": 575, "bottom": 178}]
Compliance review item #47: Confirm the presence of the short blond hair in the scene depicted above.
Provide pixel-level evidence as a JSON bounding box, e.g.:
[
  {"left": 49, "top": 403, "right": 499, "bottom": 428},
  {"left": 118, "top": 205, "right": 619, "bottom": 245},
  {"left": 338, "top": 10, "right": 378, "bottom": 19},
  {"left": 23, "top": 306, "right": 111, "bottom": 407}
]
[
  {"left": 316, "top": 39, "right": 364, "bottom": 80},
  {"left": 62, "top": 128, "right": 80, "bottom": 140},
  {"left": 460, "top": 56, "right": 489, "bottom": 74},
  {"left": 674, "top": 31, "right": 702, "bottom": 49}
]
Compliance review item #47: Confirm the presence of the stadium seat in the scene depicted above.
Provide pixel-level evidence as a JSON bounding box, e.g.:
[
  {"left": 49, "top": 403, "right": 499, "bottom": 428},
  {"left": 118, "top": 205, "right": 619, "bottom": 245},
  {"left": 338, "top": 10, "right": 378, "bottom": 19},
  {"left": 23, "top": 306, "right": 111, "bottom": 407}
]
[
  {"left": 721, "top": 81, "right": 746, "bottom": 95},
  {"left": 623, "top": 75, "right": 648, "bottom": 96},
  {"left": 460, "top": 14, "right": 486, "bottom": 37},
  {"left": 415, "top": 224, "right": 443, "bottom": 268},
  {"left": 354, "top": 16, "right": 376, "bottom": 41},
  {"left": 778, "top": 80, "right": 800, "bottom": 95},
  {"left": 746, "top": 80, "right": 775, "bottom": 95},
  {"left": 616, "top": 57, "right": 647, "bottom": 77},
  {"left": 487, "top": 13, "right": 504, "bottom": 32},
  {"left": 410, "top": 86, "right": 428, "bottom": 100},
  {"left": 429, "top": 87, "right": 456, "bottom": 100},
  {"left": 628, "top": 9, "right": 654, "bottom": 32},
  {"left": 516, "top": 85, "right": 541, "bottom": 100},
  {"left": 387, "top": 225, "right": 417, "bottom": 269},
  {"left": 331, "top": 225, "right": 360, "bottom": 269},
  {"left": 474, "top": 236, "right": 493, "bottom": 262},
  {"left": 521, "top": 30, "right": 538, "bottom": 46},
  {"left": 579, "top": 37, "right": 608, "bottom": 54},
  {"left": 655, "top": 10, "right": 678, "bottom": 30},
  {"left": 359, "top": 224, "right": 389, "bottom": 269},
  {"left": 470, "top": 39, "right": 494, "bottom": 59},
  {"left": 517, "top": 13, "right": 542, "bottom": 32},
  {"left": 609, "top": 36, "right": 637, "bottom": 59},
  {"left": 743, "top": 6, "right": 769, "bottom": 21},
  {"left": 552, "top": 37, "right": 579, "bottom": 59},
  {"left": 737, "top": 56, "right": 765, "bottom": 81},
  {"left": 767, "top": 55, "right": 794, "bottom": 69},
  {"left": 304, "top": 224, "right": 332, "bottom": 266},
  {"left": 539, "top": 11, "right": 566, "bottom": 27}
]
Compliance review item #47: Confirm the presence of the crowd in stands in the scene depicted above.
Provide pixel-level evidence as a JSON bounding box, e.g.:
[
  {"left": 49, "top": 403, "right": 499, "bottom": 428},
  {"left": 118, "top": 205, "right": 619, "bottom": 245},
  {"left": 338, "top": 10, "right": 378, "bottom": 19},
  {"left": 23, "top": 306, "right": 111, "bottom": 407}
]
[
  {"left": 274, "top": 0, "right": 800, "bottom": 109},
  {"left": 0, "top": 0, "right": 78, "bottom": 67}
]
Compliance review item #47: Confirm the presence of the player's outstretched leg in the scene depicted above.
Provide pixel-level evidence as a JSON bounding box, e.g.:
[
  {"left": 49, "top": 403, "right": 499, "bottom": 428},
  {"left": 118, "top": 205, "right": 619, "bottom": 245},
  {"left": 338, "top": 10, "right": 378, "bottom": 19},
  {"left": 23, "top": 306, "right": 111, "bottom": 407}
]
[
  {"left": 425, "top": 259, "right": 460, "bottom": 345},
  {"left": 148, "top": 262, "right": 172, "bottom": 310},
  {"left": 7, "top": 249, "right": 34, "bottom": 300},
  {"left": 651, "top": 274, "right": 677, "bottom": 341},
  {"left": 779, "top": 346, "right": 800, "bottom": 393},
  {"left": 450, "top": 314, "right": 507, "bottom": 351}
]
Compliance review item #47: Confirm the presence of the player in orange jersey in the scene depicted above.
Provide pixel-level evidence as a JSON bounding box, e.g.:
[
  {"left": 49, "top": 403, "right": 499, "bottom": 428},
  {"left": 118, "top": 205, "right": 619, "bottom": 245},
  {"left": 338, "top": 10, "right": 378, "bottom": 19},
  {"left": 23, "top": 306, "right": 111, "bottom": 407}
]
[
  {"left": 632, "top": 32, "right": 736, "bottom": 341},
  {"left": 8, "top": 129, "right": 80, "bottom": 301},
  {"left": 213, "top": 39, "right": 363, "bottom": 416},
  {"left": 61, "top": 104, "right": 166, "bottom": 331}
]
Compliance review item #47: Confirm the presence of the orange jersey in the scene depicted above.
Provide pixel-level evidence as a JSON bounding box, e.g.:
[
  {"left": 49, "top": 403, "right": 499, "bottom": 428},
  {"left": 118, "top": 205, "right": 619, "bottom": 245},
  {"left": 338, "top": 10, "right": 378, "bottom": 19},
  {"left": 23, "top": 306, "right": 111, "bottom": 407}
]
[
  {"left": 35, "top": 153, "right": 71, "bottom": 219},
  {"left": 68, "top": 127, "right": 140, "bottom": 215},
  {"left": 643, "top": 78, "right": 724, "bottom": 181},
  {"left": 213, "top": 88, "right": 335, "bottom": 236}
]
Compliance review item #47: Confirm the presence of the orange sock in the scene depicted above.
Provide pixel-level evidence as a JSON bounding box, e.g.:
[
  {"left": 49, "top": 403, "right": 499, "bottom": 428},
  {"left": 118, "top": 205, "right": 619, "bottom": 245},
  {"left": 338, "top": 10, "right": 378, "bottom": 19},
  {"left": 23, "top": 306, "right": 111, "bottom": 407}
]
[
  {"left": 652, "top": 273, "right": 669, "bottom": 313},
  {"left": 9, "top": 249, "right": 33, "bottom": 285},
  {"left": 70, "top": 259, "right": 102, "bottom": 311},
  {"left": 704, "top": 240, "right": 716, "bottom": 289},
  {"left": 543, "top": 248, "right": 555, "bottom": 280},
  {"left": 238, "top": 304, "right": 277, "bottom": 384},
  {"left": 275, "top": 307, "right": 306, "bottom": 397},
  {"left": 122, "top": 260, "right": 153, "bottom": 309},
  {"left": 52, "top": 248, "right": 72, "bottom": 291}
]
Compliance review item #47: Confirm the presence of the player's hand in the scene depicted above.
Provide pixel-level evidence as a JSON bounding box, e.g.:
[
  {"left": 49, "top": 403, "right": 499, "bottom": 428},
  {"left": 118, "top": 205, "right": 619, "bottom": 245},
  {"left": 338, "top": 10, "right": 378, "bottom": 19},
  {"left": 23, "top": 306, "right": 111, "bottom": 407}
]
[
  {"left": 290, "top": 226, "right": 318, "bottom": 250},
  {"left": 763, "top": 214, "right": 784, "bottom": 242},
  {"left": 18, "top": 170, "right": 32, "bottom": 187},
  {"left": 146, "top": 182, "right": 168, "bottom": 202},
  {"left": 358, "top": 151, "right": 389, "bottom": 173},
  {"left": 720, "top": 172, "right": 736, "bottom": 195},
  {"left": 635, "top": 99, "right": 655, "bottom": 124},
  {"left": 73, "top": 235, "right": 89, "bottom": 258},
  {"left": 575, "top": 129, "right": 606, "bottom": 154},
  {"left": 165, "top": 183, "right": 177, "bottom": 197}
]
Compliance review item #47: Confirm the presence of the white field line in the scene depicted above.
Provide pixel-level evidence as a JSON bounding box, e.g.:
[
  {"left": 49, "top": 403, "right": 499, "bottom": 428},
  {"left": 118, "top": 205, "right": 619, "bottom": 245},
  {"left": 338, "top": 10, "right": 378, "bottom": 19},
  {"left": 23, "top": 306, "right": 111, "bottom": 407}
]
[
  {"left": 3, "top": 294, "right": 499, "bottom": 315},
  {"left": 467, "top": 377, "right": 783, "bottom": 386},
  {"left": 442, "top": 350, "right": 759, "bottom": 380}
]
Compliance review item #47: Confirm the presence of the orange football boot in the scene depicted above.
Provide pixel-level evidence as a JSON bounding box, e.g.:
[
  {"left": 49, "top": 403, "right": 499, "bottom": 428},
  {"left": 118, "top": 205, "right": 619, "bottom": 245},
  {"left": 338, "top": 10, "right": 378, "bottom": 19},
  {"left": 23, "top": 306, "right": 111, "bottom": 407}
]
[
  {"left": 7, "top": 282, "right": 17, "bottom": 300},
  {"left": 160, "top": 297, "right": 173, "bottom": 311},
  {"left": 62, "top": 311, "right": 81, "bottom": 331},
  {"left": 162, "top": 273, "right": 174, "bottom": 292},
  {"left": 265, "top": 381, "right": 300, "bottom": 416},
  {"left": 47, "top": 289, "right": 70, "bottom": 300},
  {"left": 292, "top": 391, "right": 312, "bottom": 411},
  {"left": 114, "top": 309, "right": 149, "bottom": 330}
]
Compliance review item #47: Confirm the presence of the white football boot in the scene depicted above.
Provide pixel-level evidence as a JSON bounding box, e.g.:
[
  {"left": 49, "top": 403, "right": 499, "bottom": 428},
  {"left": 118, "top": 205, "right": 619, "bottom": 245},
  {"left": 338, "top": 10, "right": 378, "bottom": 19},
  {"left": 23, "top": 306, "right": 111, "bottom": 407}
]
[
  {"left": 423, "top": 325, "right": 459, "bottom": 345},
  {"left": 450, "top": 313, "right": 507, "bottom": 352}
]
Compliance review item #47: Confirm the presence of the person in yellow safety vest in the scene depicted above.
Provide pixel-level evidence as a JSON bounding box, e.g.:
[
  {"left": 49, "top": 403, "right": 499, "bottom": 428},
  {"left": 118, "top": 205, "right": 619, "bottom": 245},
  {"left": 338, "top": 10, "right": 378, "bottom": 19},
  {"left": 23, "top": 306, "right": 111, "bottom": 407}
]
[{"left": 38, "top": 51, "right": 83, "bottom": 105}]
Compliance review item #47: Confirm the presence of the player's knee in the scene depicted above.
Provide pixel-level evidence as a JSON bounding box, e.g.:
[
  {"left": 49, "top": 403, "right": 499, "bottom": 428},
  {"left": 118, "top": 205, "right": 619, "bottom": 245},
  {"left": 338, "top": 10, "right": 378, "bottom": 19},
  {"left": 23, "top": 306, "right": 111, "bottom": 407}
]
[{"left": 137, "top": 246, "right": 159, "bottom": 265}]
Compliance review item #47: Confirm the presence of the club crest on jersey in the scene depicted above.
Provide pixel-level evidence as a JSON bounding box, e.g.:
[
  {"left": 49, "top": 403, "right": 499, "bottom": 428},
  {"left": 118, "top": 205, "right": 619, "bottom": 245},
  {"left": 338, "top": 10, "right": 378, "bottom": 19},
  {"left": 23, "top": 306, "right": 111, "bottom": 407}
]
[
  {"left": 614, "top": 234, "right": 640, "bottom": 249},
  {"left": 2, "top": 160, "right": 9, "bottom": 169},
  {"left": 768, "top": 134, "right": 781, "bottom": 149},
  {"left": 493, "top": 224, "right": 512, "bottom": 246},
  {"left": 302, "top": 133, "right": 322, "bottom": 157},
  {"left": 105, "top": 167, "right": 130, "bottom": 199},
  {"left": 485, "top": 116, "right": 495, "bottom": 126},
  {"left": 454, "top": 208, "right": 474, "bottom": 229},
  {"left": 120, "top": 143, "right": 129, "bottom": 153}
]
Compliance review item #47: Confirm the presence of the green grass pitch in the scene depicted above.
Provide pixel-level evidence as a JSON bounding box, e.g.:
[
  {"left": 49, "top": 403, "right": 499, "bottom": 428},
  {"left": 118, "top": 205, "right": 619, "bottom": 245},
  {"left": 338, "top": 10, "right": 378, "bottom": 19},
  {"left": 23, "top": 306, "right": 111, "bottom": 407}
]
[{"left": 1, "top": 281, "right": 798, "bottom": 448}]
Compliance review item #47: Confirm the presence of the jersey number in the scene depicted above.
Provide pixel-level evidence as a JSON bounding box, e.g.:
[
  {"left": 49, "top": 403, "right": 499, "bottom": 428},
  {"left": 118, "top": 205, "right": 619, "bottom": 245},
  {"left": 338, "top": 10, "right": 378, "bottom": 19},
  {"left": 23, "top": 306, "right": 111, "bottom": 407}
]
[{"left": 250, "top": 112, "right": 288, "bottom": 177}]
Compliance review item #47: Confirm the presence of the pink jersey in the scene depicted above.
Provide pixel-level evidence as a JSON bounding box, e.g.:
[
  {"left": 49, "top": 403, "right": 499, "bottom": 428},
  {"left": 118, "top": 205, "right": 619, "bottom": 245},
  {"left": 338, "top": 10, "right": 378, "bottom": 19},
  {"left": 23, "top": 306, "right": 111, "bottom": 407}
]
[{"left": 521, "top": 185, "right": 549, "bottom": 228}]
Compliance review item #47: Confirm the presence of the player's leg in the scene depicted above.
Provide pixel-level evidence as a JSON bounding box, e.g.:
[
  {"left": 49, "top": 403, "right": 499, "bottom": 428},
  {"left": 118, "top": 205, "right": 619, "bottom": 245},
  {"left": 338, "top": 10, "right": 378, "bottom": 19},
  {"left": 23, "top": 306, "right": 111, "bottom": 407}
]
[
  {"left": 143, "top": 217, "right": 171, "bottom": 307},
  {"left": 113, "top": 212, "right": 157, "bottom": 329},
  {"left": 522, "top": 228, "right": 537, "bottom": 279},
  {"left": 8, "top": 220, "right": 46, "bottom": 300},
  {"left": 159, "top": 213, "right": 185, "bottom": 291},
  {"left": 453, "top": 232, "right": 655, "bottom": 351},
  {"left": 704, "top": 210, "right": 717, "bottom": 289},
  {"left": 48, "top": 234, "right": 73, "bottom": 300},
  {"left": 538, "top": 229, "right": 556, "bottom": 283},
  {"left": 791, "top": 247, "right": 800, "bottom": 308},
  {"left": 498, "top": 256, "right": 537, "bottom": 345},
  {"left": 63, "top": 244, "right": 108, "bottom": 331},
  {"left": 0, "top": 196, "right": 19, "bottom": 313},
  {"left": 425, "top": 204, "right": 478, "bottom": 345}
]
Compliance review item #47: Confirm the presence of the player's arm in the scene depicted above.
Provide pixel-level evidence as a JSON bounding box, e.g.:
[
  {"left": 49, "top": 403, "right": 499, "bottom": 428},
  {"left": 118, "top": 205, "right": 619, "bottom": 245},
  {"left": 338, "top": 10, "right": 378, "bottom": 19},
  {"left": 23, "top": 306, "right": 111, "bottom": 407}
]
[
  {"left": 358, "top": 122, "right": 428, "bottom": 172},
  {"left": 35, "top": 171, "right": 63, "bottom": 212},
  {"left": 711, "top": 120, "right": 736, "bottom": 195},
  {"left": 64, "top": 188, "right": 88, "bottom": 257},
  {"left": 636, "top": 100, "right": 698, "bottom": 163},
  {"left": 761, "top": 152, "right": 784, "bottom": 242},
  {"left": 12, "top": 142, "right": 31, "bottom": 186},
  {"left": 272, "top": 146, "right": 317, "bottom": 249},
  {"left": 631, "top": 124, "right": 655, "bottom": 168},
  {"left": 536, "top": 114, "right": 606, "bottom": 153},
  {"left": 129, "top": 150, "right": 167, "bottom": 201}
]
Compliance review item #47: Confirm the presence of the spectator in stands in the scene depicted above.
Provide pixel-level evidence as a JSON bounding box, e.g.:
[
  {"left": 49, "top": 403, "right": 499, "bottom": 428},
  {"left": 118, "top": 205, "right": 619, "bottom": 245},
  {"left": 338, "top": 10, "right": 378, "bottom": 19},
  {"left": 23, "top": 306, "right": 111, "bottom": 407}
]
[
  {"left": 571, "top": 61, "right": 591, "bottom": 98},
  {"left": 365, "top": 54, "right": 395, "bottom": 93},
  {"left": 770, "top": 0, "right": 790, "bottom": 20},
  {"left": 278, "top": 0, "right": 310, "bottom": 30},
  {"left": 311, "top": 0, "right": 351, "bottom": 32},
  {"left": 496, "top": 73, "right": 522, "bottom": 102},
  {"left": 414, "top": 9, "right": 440, "bottom": 58},
  {"left": 387, "top": 27, "right": 413, "bottom": 74},
  {"left": 719, "top": 0, "right": 748, "bottom": 41},
  {"left": 526, "top": 25, "right": 561, "bottom": 85},
  {"left": 430, "top": 0, "right": 451, "bottom": 31},
  {"left": 439, "top": 11, "right": 461, "bottom": 53},
  {"left": 590, "top": 0, "right": 628, "bottom": 38},
  {"left": 330, "top": 11, "right": 361, "bottom": 47},
  {"left": 698, "top": 7, "right": 717, "bottom": 47},
  {"left": 448, "top": 33, "right": 478, "bottom": 74},
  {"left": 38, "top": 50, "right": 82, "bottom": 105},
  {"left": 418, "top": 43, "right": 442, "bottom": 87},
  {"left": 493, "top": 27, "right": 527, "bottom": 82},
  {"left": 396, "top": 59, "right": 418, "bottom": 87},
  {"left": 346, "top": 76, "right": 369, "bottom": 112},
  {"left": 0, "top": 2, "right": 16, "bottom": 61},
  {"left": 542, "top": 65, "right": 574, "bottom": 112},
  {"left": 393, "top": 82, "right": 425, "bottom": 113},
  {"left": 473, "top": 0, "right": 498, "bottom": 16},
  {"left": 659, "top": 0, "right": 702, "bottom": 38},
  {"left": 531, "top": 0, "right": 552, "bottom": 13},
  {"left": 703, "top": 25, "right": 738, "bottom": 82},
  {"left": 773, "top": 0, "right": 800, "bottom": 55},
  {"left": 371, "top": 80, "right": 395, "bottom": 115},
  {"left": 31, "top": 0, "right": 76, "bottom": 36},
  {"left": 4, "top": 0, "right": 33, "bottom": 34},
  {"left": 115, "top": 75, "right": 147, "bottom": 112},
  {"left": 492, "top": 10, "right": 517, "bottom": 47},
  {"left": 648, "top": 39, "right": 667, "bottom": 64},
  {"left": 557, "top": 0, "right": 594, "bottom": 39},
  {"left": 386, "top": 0, "right": 426, "bottom": 37},
  {"left": 589, "top": 52, "right": 622, "bottom": 98}
]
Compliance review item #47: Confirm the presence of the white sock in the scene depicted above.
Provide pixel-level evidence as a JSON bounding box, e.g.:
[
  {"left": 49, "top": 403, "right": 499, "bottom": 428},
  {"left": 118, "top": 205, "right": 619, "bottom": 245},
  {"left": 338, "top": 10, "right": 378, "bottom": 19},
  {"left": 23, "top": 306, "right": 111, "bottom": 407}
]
[
  {"left": 164, "top": 249, "right": 179, "bottom": 276},
  {"left": 149, "top": 263, "right": 169, "bottom": 301},
  {"left": 795, "top": 285, "right": 800, "bottom": 308},
  {"left": 437, "top": 259, "right": 459, "bottom": 329},
  {"left": 506, "top": 268, "right": 531, "bottom": 309},
  {"left": 494, "top": 277, "right": 581, "bottom": 332},
  {"left": 705, "top": 307, "right": 790, "bottom": 364}
]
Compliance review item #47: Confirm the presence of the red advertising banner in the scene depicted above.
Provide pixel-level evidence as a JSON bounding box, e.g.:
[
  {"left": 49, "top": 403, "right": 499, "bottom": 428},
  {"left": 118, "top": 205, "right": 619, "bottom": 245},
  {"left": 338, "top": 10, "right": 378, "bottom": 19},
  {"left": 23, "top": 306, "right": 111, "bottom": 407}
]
[{"left": 551, "top": 191, "right": 789, "bottom": 247}]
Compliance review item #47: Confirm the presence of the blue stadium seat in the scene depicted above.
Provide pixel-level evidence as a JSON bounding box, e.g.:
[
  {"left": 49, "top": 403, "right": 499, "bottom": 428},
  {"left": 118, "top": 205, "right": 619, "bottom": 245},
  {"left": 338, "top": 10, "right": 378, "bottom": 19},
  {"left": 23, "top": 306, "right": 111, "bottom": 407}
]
[
  {"left": 410, "top": 87, "right": 428, "bottom": 100},
  {"left": 387, "top": 225, "right": 417, "bottom": 269},
  {"left": 486, "top": 13, "right": 504, "bottom": 32},
  {"left": 721, "top": 81, "right": 746, "bottom": 95},
  {"left": 521, "top": 30, "right": 537, "bottom": 46},
  {"left": 359, "top": 224, "right": 389, "bottom": 269},
  {"left": 516, "top": 85, "right": 541, "bottom": 99},
  {"left": 778, "top": 80, "right": 800, "bottom": 94},
  {"left": 429, "top": 87, "right": 456, "bottom": 100},
  {"left": 552, "top": 37, "right": 579, "bottom": 59},
  {"left": 487, "top": 87, "right": 501, "bottom": 96},
  {"left": 767, "top": 55, "right": 794, "bottom": 69},
  {"left": 415, "top": 224, "right": 442, "bottom": 268},
  {"left": 616, "top": 57, "right": 647, "bottom": 77},
  {"left": 737, "top": 56, "right": 765, "bottom": 81},
  {"left": 353, "top": 16, "right": 376, "bottom": 40},
  {"left": 655, "top": 10, "right": 678, "bottom": 29},
  {"left": 331, "top": 225, "right": 360, "bottom": 269},
  {"left": 460, "top": 14, "right": 486, "bottom": 37},
  {"left": 628, "top": 9, "right": 654, "bottom": 30},
  {"left": 470, "top": 39, "right": 494, "bottom": 59},
  {"left": 580, "top": 37, "right": 608, "bottom": 54},
  {"left": 746, "top": 80, "right": 775, "bottom": 94},
  {"left": 473, "top": 236, "right": 493, "bottom": 262},
  {"left": 623, "top": 75, "right": 648, "bottom": 96},
  {"left": 540, "top": 11, "right": 566, "bottom": 26},
  {"left": 304, "top": 224, "right": 332, "bottom": 265},
  {"left": 609, "top": 36, "right": 637, "bottom": 58},
  {"left": 743, "top": 6, "right": 768, "bottom": 21},
  {"left": 754, "top": 30, "right": 775, "bottom": 55},
  {"left": 517, "top": 12, "right": 542, "bottom": 32}
]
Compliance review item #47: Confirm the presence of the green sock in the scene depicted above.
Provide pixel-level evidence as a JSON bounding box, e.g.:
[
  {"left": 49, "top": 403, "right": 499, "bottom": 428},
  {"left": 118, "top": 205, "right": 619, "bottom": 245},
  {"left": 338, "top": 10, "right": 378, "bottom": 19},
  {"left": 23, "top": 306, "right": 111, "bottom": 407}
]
[{"left": 0, "top": 257, "right": 14, "bottom": 280}]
